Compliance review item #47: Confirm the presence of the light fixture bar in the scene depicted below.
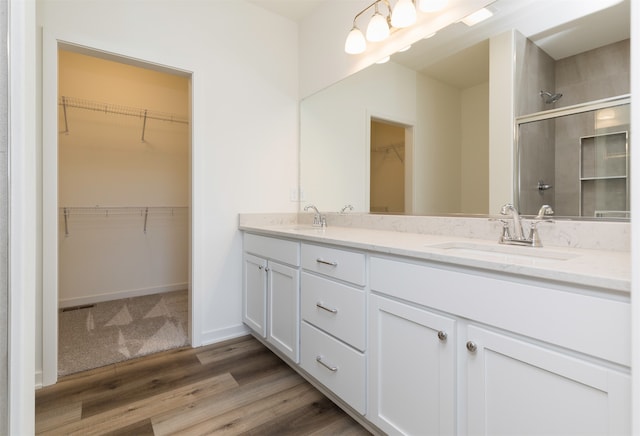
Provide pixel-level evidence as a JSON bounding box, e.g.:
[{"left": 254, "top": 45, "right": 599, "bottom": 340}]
[{"left": 344, "top": 0, "right": 447, "bottom": 55}]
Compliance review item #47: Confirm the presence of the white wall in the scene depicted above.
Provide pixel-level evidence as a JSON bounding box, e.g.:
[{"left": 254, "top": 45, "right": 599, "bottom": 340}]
[
  {"left": 414, "top": 74, "right": 462, "bottom": 214},
  {"left": 300, "top": 61, "right": 416, "bottom": 213},
  {"left": 461, "top": 82, "right": 490, "bottom": 214},
  {"left": 37, "top": 0, "right": 299, "bottom": 385}
]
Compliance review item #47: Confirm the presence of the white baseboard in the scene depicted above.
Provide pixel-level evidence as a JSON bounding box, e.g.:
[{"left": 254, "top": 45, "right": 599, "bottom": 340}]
[
  {"left": 58, "top": 283, "right": 188, "bottom": 308},
  {"left": 34, "top": 370, "right": 42, "bottom": 390},
  {"left": 200, "top": 323, "right": 250, "bottom": 346}
]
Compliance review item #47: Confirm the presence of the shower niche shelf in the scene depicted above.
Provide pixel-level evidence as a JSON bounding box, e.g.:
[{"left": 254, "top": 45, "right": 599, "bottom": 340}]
[{"left": 579, "top": 131, "right": 629, "bottom": 217}]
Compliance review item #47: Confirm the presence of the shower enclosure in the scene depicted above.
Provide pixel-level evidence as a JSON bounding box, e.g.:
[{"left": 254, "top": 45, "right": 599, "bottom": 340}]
[{"left": 516, "top": 96, "right": 630, "bottom": 218}]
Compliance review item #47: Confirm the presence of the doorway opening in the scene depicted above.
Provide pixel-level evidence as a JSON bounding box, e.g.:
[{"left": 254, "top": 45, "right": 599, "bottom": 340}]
[
  {"left": 54, "top": 46, "right": 192, "bottom": 377},
  {"left": 370, "top": 118, "right": 413, "bottom": 214}
]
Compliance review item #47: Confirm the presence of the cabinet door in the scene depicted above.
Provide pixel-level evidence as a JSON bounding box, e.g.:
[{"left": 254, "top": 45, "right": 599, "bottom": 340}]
[
  {"left": 466, "top": 325, "right": 630, "bottom": 436},
  {"left": 268, "top": 261, "right": 300, "bottom": 363},
  {"left": 369, "top": 295, "right": 456, "bottom": 435},
  {"left": 243, "top": 253, "right": 267, "bottom": 337}
]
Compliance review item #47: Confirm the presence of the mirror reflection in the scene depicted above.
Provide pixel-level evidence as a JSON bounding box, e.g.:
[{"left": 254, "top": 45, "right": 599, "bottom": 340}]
[{"left": 300, "top": 0, "right": 630, "bottom": 219}]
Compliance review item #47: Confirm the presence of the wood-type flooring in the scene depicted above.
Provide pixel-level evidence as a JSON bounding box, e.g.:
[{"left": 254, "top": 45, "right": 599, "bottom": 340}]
[{"left": 35, "top": 335, "right": 371, "bottom": 435}]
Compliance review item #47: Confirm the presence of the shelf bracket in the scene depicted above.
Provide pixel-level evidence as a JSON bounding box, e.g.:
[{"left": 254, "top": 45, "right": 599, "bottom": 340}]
[
  {"left": 62, "top": 96, "right": 69, "bottom": 134},
  {"left": 143, "top": 207, "right": 149, "bottom": 234},
  {"left": 141, "top": 109, "right": 148, "bottom": 142}
]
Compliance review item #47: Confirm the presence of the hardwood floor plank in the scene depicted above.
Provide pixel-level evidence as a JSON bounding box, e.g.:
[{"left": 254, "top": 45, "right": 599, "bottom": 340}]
[
  {"left": 151, "top": 370, "right": 305, "bottom": 435},
  {"left": 178, "top": 382, "right": 325, "bottom": 434},
  {"left": 306, "top": 417, "right": 373, "bottom": 436},
  {"left": 36, "top": 346, "right": 197, "bottom": 413},
  {"left": 36, "top": 336, "right": 372, "bottom": 435},
  {"left": 34, "top": 401, "right": 82, "bottom": 434},
  {"left": 38, "top": 373, "right": 239, "bottom": 436},
  {"left": 81, "top": 340, "right": 273, "bottom": 418},
  {"left": 238, "top": 395, "right": 365, "bottom": 436},
  {"left": 196, "top": 337, "right": 266, "bottom": 365},
  {"left": 100, "top": 418, "right": 155, "bottom": 436}
]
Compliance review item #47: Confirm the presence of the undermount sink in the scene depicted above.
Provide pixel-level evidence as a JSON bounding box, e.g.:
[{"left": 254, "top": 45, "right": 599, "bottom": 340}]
[
  {"left": 282, "top": 225, "right": 325, "bottom": 232},
  {"left": 426, "top": 242, "right": 579, "bottom": 263}
]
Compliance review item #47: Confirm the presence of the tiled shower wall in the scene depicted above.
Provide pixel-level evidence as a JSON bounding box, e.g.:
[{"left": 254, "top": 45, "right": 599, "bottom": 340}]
[
  {"left": 555, "top": 39, "right": 630, "bottom": 107},
  {"left": 515, "top": 34, "right": 557, "bottom": 215},
  {"left": 554, "top": 39, "right": 630, "bottom": 216},
  {"left": 518, "top": 39, "right": 630, "bottom": 217}
]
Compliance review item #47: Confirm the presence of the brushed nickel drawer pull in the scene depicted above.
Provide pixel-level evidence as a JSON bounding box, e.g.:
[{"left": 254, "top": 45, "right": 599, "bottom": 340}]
[
  {"left": 316, "top": 355, "right": 338, "bottom": 372},
  {"left": 316, "top": 258, "right": 338, "bottom": 267},
  {"left": 316, "top": 302, "right": 338, "bottom": 314}
]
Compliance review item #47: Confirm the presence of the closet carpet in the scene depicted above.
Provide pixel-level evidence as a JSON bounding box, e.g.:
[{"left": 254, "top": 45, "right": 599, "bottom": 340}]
[{"left": 58, "top": 290, "right": 189, "bottom": 376}]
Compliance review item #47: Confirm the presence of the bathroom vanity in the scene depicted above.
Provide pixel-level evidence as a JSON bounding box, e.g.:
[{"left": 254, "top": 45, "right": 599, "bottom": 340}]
[{"left": 240, "top": 215, "right": 630, "bottom": 435}]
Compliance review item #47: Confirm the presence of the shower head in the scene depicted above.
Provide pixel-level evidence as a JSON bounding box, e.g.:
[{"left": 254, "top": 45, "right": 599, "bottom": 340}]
[{"left": 540, "top": 90, "right": 563, "bottom": 104}]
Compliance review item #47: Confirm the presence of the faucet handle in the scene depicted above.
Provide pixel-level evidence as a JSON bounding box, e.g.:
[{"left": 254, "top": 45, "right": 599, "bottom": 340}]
[
  {"left": 535, "top": 204, "right": 554, "bottom": 220},
  {"left": 340, "top": 204, "right": 354, "bottom": 214}
]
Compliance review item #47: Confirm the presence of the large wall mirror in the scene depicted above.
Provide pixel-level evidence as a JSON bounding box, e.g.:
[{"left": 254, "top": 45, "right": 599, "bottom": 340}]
[{"left": 300, "top": 0, "right": 630, "bottom": 219}]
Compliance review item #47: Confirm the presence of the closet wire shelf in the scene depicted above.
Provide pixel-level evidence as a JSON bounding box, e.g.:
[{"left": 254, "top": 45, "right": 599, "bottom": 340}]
[
  {"left": 59, "top": 96, "right": 189, "bottom": 141},
  {"left": 61, "top": 206, "right": 188, "bottom": 237}
]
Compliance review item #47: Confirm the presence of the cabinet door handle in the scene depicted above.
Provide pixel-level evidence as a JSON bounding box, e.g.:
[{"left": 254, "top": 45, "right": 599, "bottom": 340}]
[
  {"left": 316, "top": 355, "right": 338, "bottom": 372},
  {"left": 466, "top": 341, "right": 478, "bottom": 353},
  {"left": 437, "top": 330, "right": 447, "bottom": 342},
  {"left": 316, "top": 302, "right": 338, "bottom": 314},
  {"left": 258, "top": 265, "right": 263, "bottom": 270},
  {"left": 316, "top": 258, "right": 338, "bottom": 267}
]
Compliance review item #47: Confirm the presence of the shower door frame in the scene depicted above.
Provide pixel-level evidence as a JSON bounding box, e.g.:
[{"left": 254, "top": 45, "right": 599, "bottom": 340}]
[{"left": 514, "top": 94, "right": 631, "bottom": 217}]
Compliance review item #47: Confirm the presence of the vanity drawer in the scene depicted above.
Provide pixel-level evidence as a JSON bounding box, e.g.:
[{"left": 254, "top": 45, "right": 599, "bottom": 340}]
[
  {"left": 244, "top": 233, "right": 300, "bottom": 266},
  {"left": 370, "top": 256, "right": 630, "bottom": 366},
  {"left": 301, "top": 243, "right": 365, "bottom": 286},
  {"left": 300, "top": 321, "right": 366, "bottom": 414},
  {"left": 301, "top": 272, "right": 366, "bottom": 351}
]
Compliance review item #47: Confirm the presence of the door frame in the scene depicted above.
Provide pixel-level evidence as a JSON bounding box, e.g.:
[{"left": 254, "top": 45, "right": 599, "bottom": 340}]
[
  {"left": 366, "top": 111, "right": 415, "bottom": 214},
  {"left": 41, "top": 29, "right": 196, "bottom": 386}
]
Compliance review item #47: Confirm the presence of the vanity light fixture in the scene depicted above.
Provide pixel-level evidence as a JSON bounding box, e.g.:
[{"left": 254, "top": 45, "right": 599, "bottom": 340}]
[
  {"left": 391, "top": 0, "right": 418, "bottom": 27},
  {"left": 346, "top": 0, "right": 444, "bottom": 55},
  {"left": 366, "top": 3, "right": 391, "bottom": 42}
]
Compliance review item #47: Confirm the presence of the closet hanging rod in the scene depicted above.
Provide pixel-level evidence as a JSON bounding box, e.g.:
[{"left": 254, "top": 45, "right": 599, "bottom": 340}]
[
  {"left": 61, "top": 206, "right": 188, "bottom": 237},
  {"left": 61, "top": 206, "right": 188, "bottom": 217},
  {"left": 59, "top": 96, "right": 189, "bottom": 125}
]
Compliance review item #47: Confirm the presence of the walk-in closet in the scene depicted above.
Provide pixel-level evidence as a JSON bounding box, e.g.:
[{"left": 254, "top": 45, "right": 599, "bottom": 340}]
[{"left": 57, "top": 49, "right": 191, "bottom": 376}]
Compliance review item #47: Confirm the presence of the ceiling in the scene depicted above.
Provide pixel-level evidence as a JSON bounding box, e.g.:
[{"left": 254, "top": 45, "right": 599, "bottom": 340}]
[{"left": 247, "top": 0, "right": 327, "bottom": 22}]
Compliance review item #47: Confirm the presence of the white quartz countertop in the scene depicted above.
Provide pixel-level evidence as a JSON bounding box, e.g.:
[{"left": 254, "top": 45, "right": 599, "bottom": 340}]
[{"left": 239, "top": 223, "right": 630, "bottom": 293}]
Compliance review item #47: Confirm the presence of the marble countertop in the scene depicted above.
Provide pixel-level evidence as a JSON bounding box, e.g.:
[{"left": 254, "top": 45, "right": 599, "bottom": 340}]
[{"left": 239, "top": 223, "right": 630, "bottom": 293}]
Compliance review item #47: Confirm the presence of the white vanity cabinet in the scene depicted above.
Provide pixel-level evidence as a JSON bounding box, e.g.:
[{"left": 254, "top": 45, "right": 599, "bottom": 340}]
[
  {"left": 465, "top": 324, "right": 630, "bottom": 435},
  {"left": 240, "top": 227, "right": 630, "bottom": 436},
  {"left": 299, "top": 243, "right": 367, "bottom": 414},
  {"left": 243, "top": 233, "right": 300, "bottom": 362},
  {"left": 368, "top": 294, "right": 456, "bottom": 435},
  {"left": 370, "top": 255, "right": 631, "bottom": 436}
]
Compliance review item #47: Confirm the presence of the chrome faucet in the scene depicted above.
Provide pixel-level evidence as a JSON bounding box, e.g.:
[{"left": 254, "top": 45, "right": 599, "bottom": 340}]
[
  {"left": 500, "top": 203, "right": 524, "bottom": 240},
  {"left": 497, "top": 203, "right": 554, "bottom": 247},
  {"left": 340, "top": 204, "right": 354, "bottom": 214},
  {"left": 304, "top": 204, "right": 327, "bottom": 228}
]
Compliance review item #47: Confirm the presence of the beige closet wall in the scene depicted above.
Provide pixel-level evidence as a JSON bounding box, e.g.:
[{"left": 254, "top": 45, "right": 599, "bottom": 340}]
[{"left": 58, "top": 50, "right": 189, "bottom": 306}]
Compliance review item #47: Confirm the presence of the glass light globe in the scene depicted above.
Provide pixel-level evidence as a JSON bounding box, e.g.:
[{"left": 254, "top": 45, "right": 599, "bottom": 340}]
[
  {"left": 344, "top": 26, "right": 366, "bottom": 54},
  {"left": 366, "top": 12, "right": 390, "bottom": 42},
  {"left": 419, "top": 0, "right": 448, "bottom": 12},
  {"left": 391, "top": 0, "right": 417, "bottom": 28}
]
